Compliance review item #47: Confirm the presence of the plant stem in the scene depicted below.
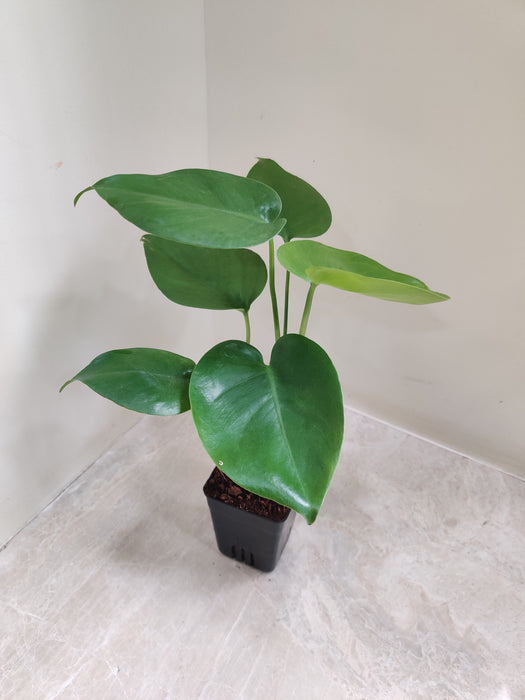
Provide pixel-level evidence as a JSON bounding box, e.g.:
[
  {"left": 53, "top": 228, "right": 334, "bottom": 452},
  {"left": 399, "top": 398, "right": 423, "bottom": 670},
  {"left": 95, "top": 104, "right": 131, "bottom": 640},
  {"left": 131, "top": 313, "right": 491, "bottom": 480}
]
[
  {"left": 242, "top": 309, "right": 251, "bottom": 344},
  {"left": 283, "top": 271, "right": 290, "bottom": 335},
  {"left": 299, "top": 283, "right": 317, "bottom": 336},
  {"left": 268, "top": 239, "right": 280, "bottom": 340}
]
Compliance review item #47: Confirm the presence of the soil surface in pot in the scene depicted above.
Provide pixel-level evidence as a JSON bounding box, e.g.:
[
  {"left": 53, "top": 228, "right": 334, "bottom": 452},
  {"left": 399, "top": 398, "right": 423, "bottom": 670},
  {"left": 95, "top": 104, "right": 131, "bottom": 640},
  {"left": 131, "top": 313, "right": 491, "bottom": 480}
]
[{"left": 204, "top": 467, "right": 291, "bottom": 522}]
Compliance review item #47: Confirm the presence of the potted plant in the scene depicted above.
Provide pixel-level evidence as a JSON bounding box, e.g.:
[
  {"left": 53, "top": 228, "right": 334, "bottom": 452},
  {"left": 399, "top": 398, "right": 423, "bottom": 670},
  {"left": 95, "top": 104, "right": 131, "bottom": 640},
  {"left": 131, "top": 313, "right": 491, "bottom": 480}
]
[{"left": 61, "top": 158, "right": 449, "bottom": 571}]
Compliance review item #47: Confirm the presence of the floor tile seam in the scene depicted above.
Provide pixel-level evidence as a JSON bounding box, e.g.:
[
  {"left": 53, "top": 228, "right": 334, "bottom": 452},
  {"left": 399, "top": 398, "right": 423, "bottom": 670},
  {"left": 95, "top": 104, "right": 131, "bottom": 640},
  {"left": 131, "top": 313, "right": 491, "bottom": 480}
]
[
  {"left": 0, "top": 417, "right": 147, "bottom": 553},
  {"left": 343, "top": 403, "right": 525, "bottom": 486}
]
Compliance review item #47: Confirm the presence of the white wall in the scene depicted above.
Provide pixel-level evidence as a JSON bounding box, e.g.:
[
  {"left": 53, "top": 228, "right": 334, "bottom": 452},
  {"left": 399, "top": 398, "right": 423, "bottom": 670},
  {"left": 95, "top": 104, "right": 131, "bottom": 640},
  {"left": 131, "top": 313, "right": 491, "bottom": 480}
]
[
  {"left": 1, "top": 1, "right": 210, "bottom": 545},
  {"left": 2, "top": 0, "right": 523, "bottom": 547},
  {"left": 204, "top": 0, "right": 525, "bottom": 476}
]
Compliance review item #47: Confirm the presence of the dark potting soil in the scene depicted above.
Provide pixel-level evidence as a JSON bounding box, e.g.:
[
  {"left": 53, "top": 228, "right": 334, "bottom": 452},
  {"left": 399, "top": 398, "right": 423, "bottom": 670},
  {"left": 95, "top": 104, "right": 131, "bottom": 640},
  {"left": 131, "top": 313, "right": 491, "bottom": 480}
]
[{"left": 204, "top": 467, "right": 291, "bottom": 522}]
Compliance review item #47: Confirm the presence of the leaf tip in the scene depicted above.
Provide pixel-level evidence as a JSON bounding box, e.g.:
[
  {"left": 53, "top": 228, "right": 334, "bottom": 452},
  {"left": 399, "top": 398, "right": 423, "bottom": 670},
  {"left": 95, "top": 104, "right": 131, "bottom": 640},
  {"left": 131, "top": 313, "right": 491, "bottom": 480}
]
[
  {"left": 304, "top": 508, "right": 318, "bottom": 525},
  {"left": 425, "top": 291, "right": 451, "bottom": 304},
  {"left": 73, "top": 185, "right": 93, "bottom": 207},
  {"left": 59, "top": 378, "right": 73, "bottom": 393}
]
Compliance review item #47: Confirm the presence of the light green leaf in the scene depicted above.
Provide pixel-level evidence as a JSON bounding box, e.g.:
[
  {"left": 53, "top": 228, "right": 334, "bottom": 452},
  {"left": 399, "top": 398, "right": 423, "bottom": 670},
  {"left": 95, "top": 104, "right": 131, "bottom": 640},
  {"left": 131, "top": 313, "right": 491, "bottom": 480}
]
[
  {"left": 189, "top": 334, "right": 344, "bottom": 524},
  {"left": 142, "top": 235, "right": 267, "bottom": 311},
  {"left": 75, "top": 169, "right": 286, "bottom": 248},
  {"left": 247, "top": 158, "right": 332, "bottom": 242},
  {"left": 60, "top": 348, "right": 195, "bottom": 415},
  {"left": 278, "top": 240, "right": 450, "bottom": 304}
]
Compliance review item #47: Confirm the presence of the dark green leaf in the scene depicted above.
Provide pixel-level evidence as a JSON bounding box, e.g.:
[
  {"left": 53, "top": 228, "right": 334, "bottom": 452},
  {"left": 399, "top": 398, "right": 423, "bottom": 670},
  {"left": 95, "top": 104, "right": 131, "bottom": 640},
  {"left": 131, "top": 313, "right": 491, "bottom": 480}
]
[
  {"left": 75, "top": 169, "right": 286, "bottom": 248},
  {"left": 142, "top": 235, "right": 267, "bottom": 311},
  {"left": 189, "top": 334, "right": 344, "bottom": 524},
  {"left": 247, "top": 158, "right": 332, "bottom": 242},
  {"left": 278, "top": 240, "right": 450, "bottom": 304},
  {"left": 60, "top": 348, "right": 195, "bottom": 416}
]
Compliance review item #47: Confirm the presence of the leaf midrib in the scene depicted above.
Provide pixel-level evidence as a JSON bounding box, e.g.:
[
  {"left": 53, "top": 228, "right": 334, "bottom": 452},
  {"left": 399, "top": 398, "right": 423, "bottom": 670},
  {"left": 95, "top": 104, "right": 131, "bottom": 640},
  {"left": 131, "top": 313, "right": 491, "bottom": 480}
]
[
  {"left": 266, "top": 368, "right": 308, "bottom": 504},
  {"left": 81, "top": 368, "right": 191, "bottom": 382},
  {"left": 206, "top": 363, "right": 309, "bottom": 501},
  {"left": 308, "top": 266, "right": 449, "bottom": 299},
  {"left": 100, "top": 187, "right": 279, "bottom": 225}
]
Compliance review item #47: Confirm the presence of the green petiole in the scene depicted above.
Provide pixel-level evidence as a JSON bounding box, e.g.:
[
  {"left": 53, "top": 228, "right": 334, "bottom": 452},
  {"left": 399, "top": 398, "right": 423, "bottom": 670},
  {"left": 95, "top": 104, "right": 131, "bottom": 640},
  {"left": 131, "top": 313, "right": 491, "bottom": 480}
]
[
  {"left": 299, "top": 283, "right": 317, "bottom": 336},
  {"left": 283, "top": 270, "right": 291, "bottom": 335},
  {"left": 268, "top": 238, "right": 281, "bottom": 340},
  {"left": 241, "top": 309, "right": 251, "bottom": 344}
]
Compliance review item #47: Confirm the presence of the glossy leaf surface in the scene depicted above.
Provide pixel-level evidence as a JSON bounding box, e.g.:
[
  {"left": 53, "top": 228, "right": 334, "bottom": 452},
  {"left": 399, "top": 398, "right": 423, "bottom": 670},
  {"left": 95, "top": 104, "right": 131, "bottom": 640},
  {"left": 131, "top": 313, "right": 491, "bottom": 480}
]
[
  {"left": 189, "top": 334, "right": 344, "bottom": 524},
  {"left": 278, "top": 240, "right": 450, "bottom": 304},
  {"left": 75, "top": 169, "right": 286, "bottom": 248},
  {"left": 247, "top": 158, "right": 332, "bottom": 242},
  {"left": 60, "top": 348, "right": 195, "bottom": 416},
  {"left": 142, "top": 235, "right": 267, "bottom": 311}
]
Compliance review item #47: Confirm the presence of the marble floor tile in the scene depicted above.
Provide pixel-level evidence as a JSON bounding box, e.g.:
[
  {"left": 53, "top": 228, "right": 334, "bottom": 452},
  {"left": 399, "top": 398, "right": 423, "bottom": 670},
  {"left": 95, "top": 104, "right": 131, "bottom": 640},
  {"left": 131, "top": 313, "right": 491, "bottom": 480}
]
[{"left": 1, "top": 409, "right": 524, "bottom": 699}]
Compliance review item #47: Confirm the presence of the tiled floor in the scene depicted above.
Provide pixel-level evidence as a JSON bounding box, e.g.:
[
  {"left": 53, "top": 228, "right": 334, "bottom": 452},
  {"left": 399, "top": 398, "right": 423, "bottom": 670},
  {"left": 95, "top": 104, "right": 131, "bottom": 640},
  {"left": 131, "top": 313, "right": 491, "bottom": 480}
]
[{"left": 1, "top": 409, "right": 524, "bottom": 699}]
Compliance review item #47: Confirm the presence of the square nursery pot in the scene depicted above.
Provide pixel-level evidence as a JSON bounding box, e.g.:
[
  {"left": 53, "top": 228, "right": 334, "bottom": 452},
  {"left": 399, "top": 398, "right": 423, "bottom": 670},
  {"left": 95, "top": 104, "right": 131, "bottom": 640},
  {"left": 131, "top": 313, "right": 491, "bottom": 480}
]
[{"left": 203, "top": 467, "right": 296, "bottom": 572}]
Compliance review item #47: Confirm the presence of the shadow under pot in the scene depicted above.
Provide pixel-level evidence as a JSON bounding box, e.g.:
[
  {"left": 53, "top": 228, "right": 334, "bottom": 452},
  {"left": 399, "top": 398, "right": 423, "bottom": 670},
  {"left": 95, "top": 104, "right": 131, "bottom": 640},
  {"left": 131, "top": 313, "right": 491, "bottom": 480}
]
[{"left": 203, "top": 467, "right": 296, "bottom": 572}]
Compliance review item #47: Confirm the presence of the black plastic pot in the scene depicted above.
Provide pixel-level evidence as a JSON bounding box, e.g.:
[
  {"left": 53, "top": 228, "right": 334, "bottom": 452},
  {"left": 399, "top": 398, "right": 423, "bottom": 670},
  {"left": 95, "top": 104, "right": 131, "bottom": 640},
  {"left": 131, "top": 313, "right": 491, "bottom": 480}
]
[{"left": 204, "top": 472, "right": 296, "bottom": 572}]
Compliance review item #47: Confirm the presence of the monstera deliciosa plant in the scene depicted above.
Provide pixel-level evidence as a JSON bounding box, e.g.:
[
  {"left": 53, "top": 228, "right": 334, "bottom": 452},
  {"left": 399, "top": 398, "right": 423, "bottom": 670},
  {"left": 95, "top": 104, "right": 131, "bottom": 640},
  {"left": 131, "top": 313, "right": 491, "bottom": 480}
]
[{"left": 61, "top": 159, "right": 449, "bottom": 525}]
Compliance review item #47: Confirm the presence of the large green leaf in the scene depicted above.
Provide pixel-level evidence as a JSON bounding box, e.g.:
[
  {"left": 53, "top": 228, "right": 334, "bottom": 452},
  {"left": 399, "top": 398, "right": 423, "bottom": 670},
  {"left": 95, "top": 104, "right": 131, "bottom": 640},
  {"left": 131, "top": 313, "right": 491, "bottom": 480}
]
[
  {"left": 189, "top": 334, "right": 344, "bottom": 524},
  {"left": 247, "top": 158, "right": 332, "bottom": 242},
  {"left": 278, "top": 240, "right": 450, "bottom": 304},
  {"left": 75, "top": 169, "right": 286, "bottom": 248},
  {"left": 60, "top": 348, "right": 195, "bottom": 416},
  {"left": 142, "top": 235, "right": 267, "bottom": 311}
]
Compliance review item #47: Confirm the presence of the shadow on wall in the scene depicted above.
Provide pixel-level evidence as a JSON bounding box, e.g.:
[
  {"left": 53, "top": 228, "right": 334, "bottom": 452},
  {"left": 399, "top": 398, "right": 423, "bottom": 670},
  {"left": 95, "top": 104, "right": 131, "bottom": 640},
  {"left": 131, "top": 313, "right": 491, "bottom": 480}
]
[
  {"left": 7, "top": 265, "right": 134, "bottom": 524},
  {"left": 5, "top": 239, "right": 202, "bottom": 540}
]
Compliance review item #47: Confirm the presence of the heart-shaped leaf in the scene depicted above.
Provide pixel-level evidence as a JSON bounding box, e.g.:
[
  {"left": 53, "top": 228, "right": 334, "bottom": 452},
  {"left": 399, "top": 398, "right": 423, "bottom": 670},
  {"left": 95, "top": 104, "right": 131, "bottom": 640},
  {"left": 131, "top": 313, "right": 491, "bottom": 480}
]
[
  {"left": 60, "top": 348, "right": 195, "bottom": 416},
  {"left": 247, "top": 158, "right": 332, "bottom": 242},
  {"left": 75, "top": 169, "right": 286, "bottom": 248},
  {"left": 278, "top": 240, "right": 450, "bottom": 304},
  {"left": 142, "top": 235, "right": 267, "bottom": 311},
  {"left": 189, "top": 334, "right": 344, "bottom": 524}
]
